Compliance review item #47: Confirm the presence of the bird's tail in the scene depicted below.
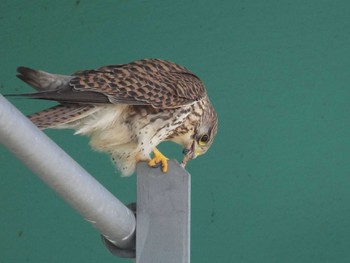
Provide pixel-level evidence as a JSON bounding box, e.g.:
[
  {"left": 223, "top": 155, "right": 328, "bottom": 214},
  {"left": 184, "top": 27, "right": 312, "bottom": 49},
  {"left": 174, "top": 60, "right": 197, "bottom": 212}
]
[
  {"left": 16, "top": 66, "right": 71, "bottom": 91},
  {"left": 28, "top": 104, "right": 95, "bottom": 129},
  {"left": 8, "top": 66, "right": 109, "bottom": 104},
  {"left": 7, "top": 67, "right": 99, "bottom": 129}
]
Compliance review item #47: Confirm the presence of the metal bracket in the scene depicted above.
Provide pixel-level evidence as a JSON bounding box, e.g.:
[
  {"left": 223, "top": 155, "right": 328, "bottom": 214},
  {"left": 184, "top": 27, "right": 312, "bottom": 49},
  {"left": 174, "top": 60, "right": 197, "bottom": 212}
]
[{"left": 136, "top": 161, "right": 191, "bottom": 263}]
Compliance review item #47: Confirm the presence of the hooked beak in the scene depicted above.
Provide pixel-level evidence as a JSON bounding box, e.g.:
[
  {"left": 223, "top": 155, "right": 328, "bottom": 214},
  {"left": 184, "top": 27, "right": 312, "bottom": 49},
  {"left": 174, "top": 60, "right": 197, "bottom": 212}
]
[{"left": 181, "top": 141, "right": 198, "bottom": 167}]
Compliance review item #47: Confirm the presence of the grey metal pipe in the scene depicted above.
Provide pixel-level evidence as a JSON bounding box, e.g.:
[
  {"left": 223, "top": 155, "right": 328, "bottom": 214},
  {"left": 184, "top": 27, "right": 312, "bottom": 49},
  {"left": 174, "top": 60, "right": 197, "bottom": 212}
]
[{"left": 0, "top": 94, "right": 135, "bottom": 249}]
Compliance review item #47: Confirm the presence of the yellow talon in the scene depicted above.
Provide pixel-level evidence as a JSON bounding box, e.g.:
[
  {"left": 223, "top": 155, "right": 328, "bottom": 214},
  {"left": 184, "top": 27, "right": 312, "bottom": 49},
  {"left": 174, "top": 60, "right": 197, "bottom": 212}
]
[{"left": 148, "top": 147, "right": 169, "bottom": 173}]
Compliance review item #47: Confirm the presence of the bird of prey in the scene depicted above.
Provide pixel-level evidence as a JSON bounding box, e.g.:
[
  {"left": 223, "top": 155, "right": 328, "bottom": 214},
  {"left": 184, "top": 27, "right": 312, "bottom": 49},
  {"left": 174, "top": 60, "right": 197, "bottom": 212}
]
[{"left": 13, "top": 59, "right": 218, "bottom": 176}]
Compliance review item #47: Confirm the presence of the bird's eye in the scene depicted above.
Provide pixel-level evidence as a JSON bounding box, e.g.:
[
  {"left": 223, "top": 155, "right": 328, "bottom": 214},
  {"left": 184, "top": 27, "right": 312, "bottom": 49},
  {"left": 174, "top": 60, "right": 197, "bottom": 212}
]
[{"left": 198, "top": 134, "right": 209, "bottom": 146}]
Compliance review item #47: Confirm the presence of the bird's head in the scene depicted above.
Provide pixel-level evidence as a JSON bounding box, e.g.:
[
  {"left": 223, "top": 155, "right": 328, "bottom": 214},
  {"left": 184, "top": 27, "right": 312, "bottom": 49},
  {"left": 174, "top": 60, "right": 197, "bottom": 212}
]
[{"left": 181, "top": 104, "right": 218, "bottom": 166}]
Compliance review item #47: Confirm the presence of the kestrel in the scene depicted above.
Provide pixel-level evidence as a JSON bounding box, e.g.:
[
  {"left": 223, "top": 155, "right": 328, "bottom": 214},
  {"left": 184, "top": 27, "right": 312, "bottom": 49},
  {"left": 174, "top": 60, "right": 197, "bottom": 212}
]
[{"left": 14, "top": 59, "right": 218, "bottom": 176}]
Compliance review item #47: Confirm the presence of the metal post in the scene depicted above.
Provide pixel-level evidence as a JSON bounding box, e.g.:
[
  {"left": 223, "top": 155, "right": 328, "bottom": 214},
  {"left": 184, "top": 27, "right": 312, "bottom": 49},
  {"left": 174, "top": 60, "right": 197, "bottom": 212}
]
[
  {"left": 0, "top": 94, "right": 136, "bottom": 249},
  {"left": 136, "top": 161, "right": 191, "bottom": 263}
]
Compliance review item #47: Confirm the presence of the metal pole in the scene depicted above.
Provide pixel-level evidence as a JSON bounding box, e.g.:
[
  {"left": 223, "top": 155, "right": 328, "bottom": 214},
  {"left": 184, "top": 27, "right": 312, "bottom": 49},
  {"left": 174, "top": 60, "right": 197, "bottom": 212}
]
[{"left": 0, "top": 94, "right": 135, "bottom": 249}]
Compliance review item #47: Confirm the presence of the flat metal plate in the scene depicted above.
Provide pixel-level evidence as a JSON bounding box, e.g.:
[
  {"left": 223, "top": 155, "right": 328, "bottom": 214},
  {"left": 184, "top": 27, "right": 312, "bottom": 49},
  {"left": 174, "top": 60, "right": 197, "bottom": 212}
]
[{"left": 136, "top": 160, "right": 191, "bottom": 263}]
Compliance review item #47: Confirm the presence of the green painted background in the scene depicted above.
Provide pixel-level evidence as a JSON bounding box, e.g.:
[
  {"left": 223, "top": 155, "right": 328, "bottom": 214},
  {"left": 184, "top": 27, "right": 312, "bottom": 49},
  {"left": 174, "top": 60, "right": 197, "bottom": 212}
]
[{"left": 1, "top": 1, "right": 350, "bottom": 262}]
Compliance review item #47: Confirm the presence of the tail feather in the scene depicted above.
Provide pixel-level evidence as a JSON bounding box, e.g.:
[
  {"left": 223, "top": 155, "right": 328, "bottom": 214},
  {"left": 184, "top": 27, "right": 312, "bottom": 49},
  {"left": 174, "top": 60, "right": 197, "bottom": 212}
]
[
  {"left": 28, "top": 104, "right": 95, "bottom": 129},
  {"left": 16, "top": 66, "right": 71, "bottom": 91},
  {"left": 12, "top": 66, "right": 110, "bottom": 104}
]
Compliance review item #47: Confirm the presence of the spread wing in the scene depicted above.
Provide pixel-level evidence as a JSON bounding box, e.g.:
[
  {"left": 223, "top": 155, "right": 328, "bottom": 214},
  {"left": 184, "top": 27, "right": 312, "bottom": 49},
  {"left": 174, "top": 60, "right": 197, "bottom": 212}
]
[{"left": 17, "top": 59, "right": 207, "bottom": 109}]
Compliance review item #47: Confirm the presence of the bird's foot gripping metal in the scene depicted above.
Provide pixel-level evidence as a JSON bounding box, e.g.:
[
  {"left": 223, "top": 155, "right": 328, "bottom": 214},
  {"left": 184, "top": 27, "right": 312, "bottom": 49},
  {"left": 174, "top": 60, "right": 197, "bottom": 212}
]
[{"left": 148, "top": 147, "right": 169, "bottom": 173}]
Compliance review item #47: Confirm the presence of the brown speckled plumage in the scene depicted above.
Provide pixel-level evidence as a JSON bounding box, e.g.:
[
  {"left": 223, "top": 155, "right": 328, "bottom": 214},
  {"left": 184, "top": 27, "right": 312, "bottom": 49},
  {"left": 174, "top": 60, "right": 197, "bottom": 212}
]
[{"left": 15, "top": 59, "right": 218, "bottom": 176}]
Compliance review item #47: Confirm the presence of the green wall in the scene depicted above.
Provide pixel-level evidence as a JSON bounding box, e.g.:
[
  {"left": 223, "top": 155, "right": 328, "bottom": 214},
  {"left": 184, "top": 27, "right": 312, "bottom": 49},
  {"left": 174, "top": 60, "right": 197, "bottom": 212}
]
[{"left": 1, "top": 1, "right": 350, "bottom": 262}]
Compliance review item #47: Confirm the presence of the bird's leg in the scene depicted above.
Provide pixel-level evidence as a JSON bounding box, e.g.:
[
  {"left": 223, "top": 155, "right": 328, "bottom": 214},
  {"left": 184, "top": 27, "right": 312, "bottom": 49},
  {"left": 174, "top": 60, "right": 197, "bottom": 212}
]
[{"left": 148, "top": 147, "right": 169, "bottom": 173}]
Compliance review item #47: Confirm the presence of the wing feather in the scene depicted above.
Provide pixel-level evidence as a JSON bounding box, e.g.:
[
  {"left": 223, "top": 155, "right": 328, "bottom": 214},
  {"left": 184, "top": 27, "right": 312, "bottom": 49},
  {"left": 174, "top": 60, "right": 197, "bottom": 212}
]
[
  {"left": 16, "top": 59, "right": 207, "bottom": 109},
  {"left": 70, "top": 59, "right": 207, "bottom": 108}
]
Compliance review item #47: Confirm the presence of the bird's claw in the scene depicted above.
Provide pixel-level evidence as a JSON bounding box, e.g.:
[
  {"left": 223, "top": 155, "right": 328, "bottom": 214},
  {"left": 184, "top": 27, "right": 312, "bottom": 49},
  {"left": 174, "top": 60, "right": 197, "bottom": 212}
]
[{"left": 148, "top": 148, "right": 169, "bottom": 173}]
